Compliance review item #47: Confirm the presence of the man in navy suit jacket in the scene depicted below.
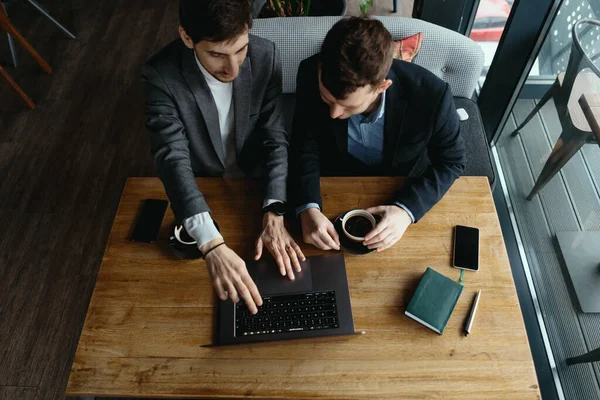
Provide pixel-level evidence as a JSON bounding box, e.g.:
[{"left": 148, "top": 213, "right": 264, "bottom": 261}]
[{"left": 291, "top": 17, "right": 466, "bottom": 252}]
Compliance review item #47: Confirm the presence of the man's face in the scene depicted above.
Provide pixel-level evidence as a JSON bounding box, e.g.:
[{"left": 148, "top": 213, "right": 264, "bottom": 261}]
[
  {"left": 318, "top": 70, "right": 390, "bottom": 120},
  {"left": 180, "top": 27, "right": 249, "bottom": 83}
]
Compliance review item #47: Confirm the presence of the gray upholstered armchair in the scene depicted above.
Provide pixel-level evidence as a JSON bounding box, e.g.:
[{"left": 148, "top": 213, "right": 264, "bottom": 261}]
[{"left": 250, "top": 16, "right": 495, "bottom": 186}]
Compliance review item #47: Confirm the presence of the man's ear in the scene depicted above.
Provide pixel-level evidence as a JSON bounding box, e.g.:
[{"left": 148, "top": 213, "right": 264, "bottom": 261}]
[
  {"left": 378, "top": 79, "right": 393, "bottom": 93},
  {"left": 179, "top": 26, "right": 195, "bottom": 49}
]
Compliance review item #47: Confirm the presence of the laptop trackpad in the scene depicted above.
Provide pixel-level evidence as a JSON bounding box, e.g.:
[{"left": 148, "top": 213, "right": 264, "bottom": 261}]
[{"left": 246, "top": 258, "right": 312, "bottom": 295}]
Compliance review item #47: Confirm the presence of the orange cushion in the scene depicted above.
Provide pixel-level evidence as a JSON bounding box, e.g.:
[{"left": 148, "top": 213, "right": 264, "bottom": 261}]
[{"left": 393, "top": 32, "right": 423, "bottom": 62}]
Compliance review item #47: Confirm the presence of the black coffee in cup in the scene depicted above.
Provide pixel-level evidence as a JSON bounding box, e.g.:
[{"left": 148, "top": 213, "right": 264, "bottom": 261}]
[
  {"left": 344, "top": 215, "right": 373, "bottom": 238},
  {"left": 177, "top": 225, "right": 196, "bottom": 244}
]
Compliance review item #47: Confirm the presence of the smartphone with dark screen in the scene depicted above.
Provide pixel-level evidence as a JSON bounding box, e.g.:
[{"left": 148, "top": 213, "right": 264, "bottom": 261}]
[
  {"left": 131, "top": 199, "right": 169, "bottom": 243},
  {"left": 453, "top": 225, "right": 480, "bottom": 271}
]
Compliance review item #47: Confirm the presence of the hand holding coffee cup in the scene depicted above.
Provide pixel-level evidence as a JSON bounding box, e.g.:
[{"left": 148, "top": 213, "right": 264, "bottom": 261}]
[
  {"left": 341, "top": 210, "right": 377, "bottom": 243},
  {"left": 300, "top": 208, "right": 341, "bottom": 251},
  {"left": 363, "top": 205, "right": 413, "bottom": 252}
]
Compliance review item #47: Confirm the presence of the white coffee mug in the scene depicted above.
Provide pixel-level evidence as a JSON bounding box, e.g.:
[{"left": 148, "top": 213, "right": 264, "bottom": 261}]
[
  {"left": 341, "top": 209, "right": 377, "bottom": 242},
  {"left": 174, "top": 224, "right": 196, "bottom": 245}
]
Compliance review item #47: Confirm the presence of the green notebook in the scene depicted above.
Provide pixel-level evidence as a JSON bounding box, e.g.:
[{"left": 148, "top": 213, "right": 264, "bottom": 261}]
[{"left": 405, "top": 267, "right": 463, "bottom": 334}]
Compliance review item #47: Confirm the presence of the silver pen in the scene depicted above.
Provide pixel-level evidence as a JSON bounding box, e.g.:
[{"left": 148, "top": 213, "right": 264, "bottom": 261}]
[{"left": 464, "top": 290, "right": 481, "bottom": 337}]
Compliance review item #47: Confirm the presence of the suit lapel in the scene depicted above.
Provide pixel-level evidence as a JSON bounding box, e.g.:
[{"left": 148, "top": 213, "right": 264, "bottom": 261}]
[
  {"left": 181, "top": 48, "right": 225, "bottom": 166},
  {"left": 233, "top": 58, "right": 252, "bottom": 155},
  {"left": 383, "top": 69, "right": 407, "bottom": 167}
]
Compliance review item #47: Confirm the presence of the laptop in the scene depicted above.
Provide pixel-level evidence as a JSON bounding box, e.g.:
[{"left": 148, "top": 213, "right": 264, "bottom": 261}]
[{"left": 216, "top": 254, "right": 355, "bottom": 345}]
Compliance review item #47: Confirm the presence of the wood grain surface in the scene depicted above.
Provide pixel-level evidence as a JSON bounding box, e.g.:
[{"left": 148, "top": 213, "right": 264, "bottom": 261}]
[{"left": 66, "top": 177, "right": 539, "bottom": 399}]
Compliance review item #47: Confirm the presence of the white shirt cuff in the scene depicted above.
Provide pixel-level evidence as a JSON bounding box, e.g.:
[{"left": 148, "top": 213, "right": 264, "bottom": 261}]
[
  {"left": 263, "top": 198, "right": 284, "bottom": 208},
  {"left": 296, "top": 203, "right": 320, "bottom": 216},
  {"left": 183, "top": 212, "right": 223, "bottom": 248},
  {"left": 394, "top": 202, "right": 415, "bottom": 223}
]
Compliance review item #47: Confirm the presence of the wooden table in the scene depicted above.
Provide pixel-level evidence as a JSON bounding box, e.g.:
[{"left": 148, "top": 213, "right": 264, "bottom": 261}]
[{"left": 66, "top": 177, "right": 539, "bottom": 399}]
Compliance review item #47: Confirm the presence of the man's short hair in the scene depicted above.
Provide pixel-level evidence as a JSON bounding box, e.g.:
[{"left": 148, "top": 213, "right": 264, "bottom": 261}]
[
  {"left": 319, "top": 17, "right": 394, "bottom": 99},
  {"left": 179, "top": 0, "right": 252, "bottom": 44}
]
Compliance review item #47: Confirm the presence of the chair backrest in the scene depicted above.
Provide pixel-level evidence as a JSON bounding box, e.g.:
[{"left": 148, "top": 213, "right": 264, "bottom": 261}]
[
  {"left": 250, "top": 16, "right": 484, "bottom": 98},
  {"left": 559, "top": 19, "right": 600, "bottom": 114}
]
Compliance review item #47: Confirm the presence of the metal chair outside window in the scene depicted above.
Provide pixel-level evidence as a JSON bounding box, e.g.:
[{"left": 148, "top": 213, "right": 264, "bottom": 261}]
[{"left": 511, "top": 18, "right": 600, "bottom": 200}]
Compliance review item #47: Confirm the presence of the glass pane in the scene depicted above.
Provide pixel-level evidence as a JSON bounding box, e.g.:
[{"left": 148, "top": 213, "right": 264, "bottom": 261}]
[
  {"left": 529, "top": 0, "right": 600, "bottom": 78},
  {"left": 492, "top": 1, "right": 600, "bottom": 395},
  {"left": 469, "top": 0, "right": 515, "bottom": 82}
]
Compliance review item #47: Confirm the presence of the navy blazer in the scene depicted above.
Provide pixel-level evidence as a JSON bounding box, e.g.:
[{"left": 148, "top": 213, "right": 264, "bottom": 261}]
[{"left": 291, "top": 55, "right": 466, "bottom": 222}]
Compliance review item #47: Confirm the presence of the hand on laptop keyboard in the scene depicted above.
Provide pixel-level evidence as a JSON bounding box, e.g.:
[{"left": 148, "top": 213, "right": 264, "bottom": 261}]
[
  {"left": 255, "top": 212, "right": 306, "bottom": 280},
  {"left": 203, "top": 241, "right": 263, "bottom": 314}
]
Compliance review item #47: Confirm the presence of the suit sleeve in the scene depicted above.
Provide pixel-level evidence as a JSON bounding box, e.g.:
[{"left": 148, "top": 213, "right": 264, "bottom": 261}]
[
  {"left": 290, "top": 60, "right": 323, "bottom": 210},
  {"left": 394, "top": 84, "right": 466, "bottom": 221},
  {"left": 256, "top": 43, "right": 288, "bottom": 203},
  {"left": 142, "top": 63, "right": 210, "bottom": 222}
]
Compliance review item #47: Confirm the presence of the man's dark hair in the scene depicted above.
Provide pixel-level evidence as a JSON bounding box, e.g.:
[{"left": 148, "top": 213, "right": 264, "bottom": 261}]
[
  {"left": 319, "top": 17, "right": 394, "bottom": 99},
  {"left": 179, "top": 0, "right": 252, "bottom": 43}
]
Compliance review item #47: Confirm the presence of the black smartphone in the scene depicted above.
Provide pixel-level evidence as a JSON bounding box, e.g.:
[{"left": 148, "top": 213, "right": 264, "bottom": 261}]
[
  {"left": 131, "top": 199, "right": 169, "bottom": 243},
  {"left": 453, "top": 225, "right": 480, "bottom": 271}
]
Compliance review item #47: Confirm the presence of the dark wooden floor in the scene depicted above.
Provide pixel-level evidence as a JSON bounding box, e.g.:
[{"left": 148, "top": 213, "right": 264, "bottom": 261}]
[
  {"left": 0, "top": 1, "right": 171, "bottom": 399},
  {"left": 0, "top": 1, "right": 411, "bottom": 399}
]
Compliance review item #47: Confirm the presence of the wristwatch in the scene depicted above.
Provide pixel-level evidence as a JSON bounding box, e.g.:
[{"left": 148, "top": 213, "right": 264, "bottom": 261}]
[{"left": 262, "top": 202, "right": 287, "bottom": 216}]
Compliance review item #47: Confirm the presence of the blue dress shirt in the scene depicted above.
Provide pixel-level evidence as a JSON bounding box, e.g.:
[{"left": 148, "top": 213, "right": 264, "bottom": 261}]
[{"left": 347, "top": 90, "right": 387, "bottom": 165}]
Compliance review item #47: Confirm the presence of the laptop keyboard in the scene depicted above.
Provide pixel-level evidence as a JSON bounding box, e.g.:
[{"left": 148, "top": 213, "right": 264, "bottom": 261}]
[{"left": 235, "top": 290, "right": 339, "bottom": 337}]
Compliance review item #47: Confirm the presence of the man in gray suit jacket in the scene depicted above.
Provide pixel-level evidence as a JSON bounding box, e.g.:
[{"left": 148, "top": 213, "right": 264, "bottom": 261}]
[{"left": 142, "top": 0, "right": 304, "bottom": 315}]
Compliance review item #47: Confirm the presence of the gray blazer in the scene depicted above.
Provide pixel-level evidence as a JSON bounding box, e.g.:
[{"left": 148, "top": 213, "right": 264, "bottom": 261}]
[{"left": 142, "top": 36, "right": 288, "bottom": 222}]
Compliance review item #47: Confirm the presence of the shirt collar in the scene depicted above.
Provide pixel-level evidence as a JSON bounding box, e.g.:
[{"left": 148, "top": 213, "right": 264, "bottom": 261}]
[{"left": 362, "top": 90, "right": 386, "bottom": 124}]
